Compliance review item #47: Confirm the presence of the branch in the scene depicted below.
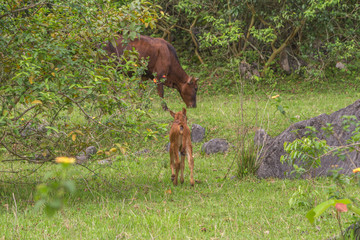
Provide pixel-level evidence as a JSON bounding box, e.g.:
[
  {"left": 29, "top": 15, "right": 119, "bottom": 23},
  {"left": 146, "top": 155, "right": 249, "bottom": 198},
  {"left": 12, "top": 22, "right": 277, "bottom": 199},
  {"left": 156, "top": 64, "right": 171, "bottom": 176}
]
[
  {"left": 0, "top": 141, "right": 29, "bottom": 161},
  {"left": 0, "top": 2, "right": 47, "bottom": 19},
  {"left": 189, "top": 18, "right": 205, "bottom": 65},
  {"left": 241, "top": 5, "right": 256, "bottom": 53},
  {"left": 174, "top": 17, "right": 205, "bottom": 65},
  {"left": 11, "top": 105, "right": 37, "bottom": 122},
  {"left": 262, "top": 19, "right": 306, "bottom": 75},
  {"left": 60, "top": 93, "right": 125, "bottom": 133}
]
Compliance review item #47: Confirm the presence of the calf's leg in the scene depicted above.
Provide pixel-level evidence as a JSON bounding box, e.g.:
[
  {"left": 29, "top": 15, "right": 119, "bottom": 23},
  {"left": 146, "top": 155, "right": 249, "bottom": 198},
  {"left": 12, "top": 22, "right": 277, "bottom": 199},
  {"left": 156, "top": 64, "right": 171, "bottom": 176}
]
[
  {"left": 187, "top": 148, "right": 195, "bottom": 186},
  {"left": 169, "top": 143, "right": 176, "bottom": 182},
  {"left": 174, "top": 151, "right": 181, "bottom": 186},
  {"left": 180, "top": 153, "right": 185, "bottom": 184}
]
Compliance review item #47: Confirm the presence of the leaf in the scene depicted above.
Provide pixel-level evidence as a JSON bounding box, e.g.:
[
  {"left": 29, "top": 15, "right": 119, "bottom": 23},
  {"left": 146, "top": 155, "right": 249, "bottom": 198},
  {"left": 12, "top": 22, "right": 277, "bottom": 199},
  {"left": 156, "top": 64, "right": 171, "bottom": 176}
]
[
  {"left": 31, "top": 100, "right": 43, "bottom": 105},
  {"left": 335, "top": 203, "right": 348, "bottom": 212},
  {"left": 67, "top": 106, "right": 73, "bottom": 114},
  {"left": 62, "top": 181, "right": 76, "bottom": 194},
  {"left": 306, "top": 199, "right": 352, "bottom": 224},
  {"left": 115, "top": 143, "right": 127, "bottom": 155},
  {"left": 45, "top": 126, "right": 59, "bottom": 133},
  {"left": 74, "top": 130, "right": 84, "bottom": 135},
  {"left": 29, "top": 75, "right": 34, "bottom": 84},
  {"left": 34, "top": 199, "right": 46, "bottom": 211},
  {"left": 72, "top": 134, "right": 76, "bottom": 141},
  {"left": 51, "top": 72, "right": 55, "bottom": 77},
  {"left": 109, "top": 148, "right": 117, "bottom": 153}
]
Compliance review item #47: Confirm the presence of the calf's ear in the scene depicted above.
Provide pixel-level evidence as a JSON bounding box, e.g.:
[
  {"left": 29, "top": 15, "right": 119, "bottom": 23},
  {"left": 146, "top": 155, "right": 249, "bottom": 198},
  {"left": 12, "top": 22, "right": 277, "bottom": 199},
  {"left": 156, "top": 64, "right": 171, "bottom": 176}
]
[
  {"left": 182, "top": 108, "right": 187, "bottom": 116},
  {"left": 170, "top": 110, "right": 175, "bottom": 118}
]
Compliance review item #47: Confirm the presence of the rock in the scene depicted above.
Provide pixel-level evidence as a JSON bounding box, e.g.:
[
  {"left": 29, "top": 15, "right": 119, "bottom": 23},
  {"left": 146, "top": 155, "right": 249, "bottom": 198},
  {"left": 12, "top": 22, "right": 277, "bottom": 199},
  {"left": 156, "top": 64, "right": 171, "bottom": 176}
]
[
  {"left": 76, "top": 146, "right": 97, "bottom": 164},
  {"left": 191, "top": 124, "right": 205, "bottom": 142},
  {"left": 254, "top": 128, "right": 272, "bottom": 146},
  {"left": 239, "top": 61, "right": 251, "bottom": 77},
  {"left": 135, "top": 149, "right": 150, "bottom": 155},
  {"left": 32, "top": 150, "right": 51, "bottom": 163},
  {"left": 280, "top": 50, "right": 291, "bottom": 74},
  {"left": 239, "top": 61, "right": 260, "bottom": 79},
  {"left": 76, "top": 154, "right": 88, "bottom": 164},
  {"left": 20, "top": 122, "right": 48, "bottom": 138},
  {"left": 98, "top": 159, "right": 112, "bottom": 165},
  {"left": 336, "top": 62, "right": 346, "bottom": 70},
  {"left": 85, "top": 146, "right": 97, "bottom": 157},
  {"left": 201, "top": 138, "right": 230, "bottom": 154},
  {"left": 343, "top": 221, "right": 360, "bottom": 239},
  {"left": 257, "top": 100, "right": 360, "bottom": 178}
]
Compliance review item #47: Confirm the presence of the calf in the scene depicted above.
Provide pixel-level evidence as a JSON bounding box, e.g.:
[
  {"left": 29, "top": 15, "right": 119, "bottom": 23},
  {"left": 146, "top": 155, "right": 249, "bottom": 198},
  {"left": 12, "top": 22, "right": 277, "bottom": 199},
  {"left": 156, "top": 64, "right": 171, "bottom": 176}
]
[{"left": 169, "top": 108, "right": 194, "bottom": 186}]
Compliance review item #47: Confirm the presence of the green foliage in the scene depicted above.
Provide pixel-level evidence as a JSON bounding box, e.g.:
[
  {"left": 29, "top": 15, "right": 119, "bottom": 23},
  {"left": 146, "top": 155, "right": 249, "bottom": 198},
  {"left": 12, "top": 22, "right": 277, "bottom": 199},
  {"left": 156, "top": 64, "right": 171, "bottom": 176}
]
[
  {"left": 289, "top": 186, "right": 319, "bottom": 208},
  {"left": 281, "top": 135, "right": 331, "bottom": 178},
  {"left": 0, "top": 0, "right": 162, "bottom": 162},
  {"left": 199, "top": 17, "right": 244, "bottom": 49},
  {"left": 155, "top": 0, "right": 360, "bottom": 86},
  {"left": 35, "top": 159, "right": 76, "bottom": 217},
  {"left": 306, "top": 198, "right": 353, "bottom": 225},
  {"left": 281, "top": 114, "right": 360, "bottom": 237},
  {"left": 237, "top": 143, "right": 259, "bottom": 178},
  {"left": 0, "top": 90, "right": 360, "bottom": 239}
]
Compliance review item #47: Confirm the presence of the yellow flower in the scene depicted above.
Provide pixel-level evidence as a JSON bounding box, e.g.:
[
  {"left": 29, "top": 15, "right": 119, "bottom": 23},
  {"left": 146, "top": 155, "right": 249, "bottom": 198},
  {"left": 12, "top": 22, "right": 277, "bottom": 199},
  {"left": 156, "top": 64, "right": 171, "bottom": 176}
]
[
  {"left": 271, "top": 94, "right": 280, "bottom": 99},
  {"left": 55, "top": 156, "right": 76, "bottom": 164},
  {"left": 353, "top": 168, "right": 360, "bottom": 173}
]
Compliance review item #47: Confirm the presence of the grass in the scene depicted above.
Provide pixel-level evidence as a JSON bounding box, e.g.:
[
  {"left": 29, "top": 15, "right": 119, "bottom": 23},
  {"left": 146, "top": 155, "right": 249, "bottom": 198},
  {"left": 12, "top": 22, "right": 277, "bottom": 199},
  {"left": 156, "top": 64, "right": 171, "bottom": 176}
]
[{"left": 1, "top": 83, "right": 360, "bottom": 239}]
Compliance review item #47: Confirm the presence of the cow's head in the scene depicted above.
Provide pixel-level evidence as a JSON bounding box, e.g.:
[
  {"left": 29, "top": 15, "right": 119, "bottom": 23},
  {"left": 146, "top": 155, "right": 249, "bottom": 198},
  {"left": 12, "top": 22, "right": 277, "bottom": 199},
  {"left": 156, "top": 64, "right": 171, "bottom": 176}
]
[{"left": 180, "top": 77, "right": 198, "bottom": 108}]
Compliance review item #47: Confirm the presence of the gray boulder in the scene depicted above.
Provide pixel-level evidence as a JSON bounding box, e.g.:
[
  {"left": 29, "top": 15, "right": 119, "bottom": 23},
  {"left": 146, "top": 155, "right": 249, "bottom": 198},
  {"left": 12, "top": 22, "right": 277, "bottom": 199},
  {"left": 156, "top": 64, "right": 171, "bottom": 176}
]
[
  {"left": 254, "top": 128, "right": 272, "bottom": 146},
  {"left": 191, "top": 124, "right": 205, "bottom": 142},
  {"left": 85, "top": 146, "right": 97, "bottom": 157},
  {"left": 98, "top": 159, "right": 112, "bottom": 165},
  {"left": 257, "top": 100, "right": 360, "bottom": 179},
  {"left": 76, "top": 146, "right": 97, "bottom": 164},
  {"left": 135, "top": 149, "right": 150, "bottom": 155},
  {"left": 201, "top": 138, "right": 230, "bottom": 154}
]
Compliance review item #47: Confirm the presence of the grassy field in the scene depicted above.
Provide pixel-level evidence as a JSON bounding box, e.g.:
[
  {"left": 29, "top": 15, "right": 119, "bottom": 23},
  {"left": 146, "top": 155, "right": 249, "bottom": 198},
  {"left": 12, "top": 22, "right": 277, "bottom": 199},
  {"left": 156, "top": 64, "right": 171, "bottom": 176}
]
[{"left": 1, "top": 83, "right": 360, "bottom": 239}]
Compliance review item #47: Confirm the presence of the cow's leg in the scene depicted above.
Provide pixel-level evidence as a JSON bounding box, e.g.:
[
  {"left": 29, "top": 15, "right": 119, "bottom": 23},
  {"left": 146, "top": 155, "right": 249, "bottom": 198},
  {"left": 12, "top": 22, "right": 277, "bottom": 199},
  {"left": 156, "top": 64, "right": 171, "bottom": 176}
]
[
  {"left": 170, "top": 143, "right": 176, "bottom": 183},
  {"left": 187, "top": 146, "right": 195, "bottom": 186},
  {"left": 156, "top": 83, "right": 168, "bottom": 111}
]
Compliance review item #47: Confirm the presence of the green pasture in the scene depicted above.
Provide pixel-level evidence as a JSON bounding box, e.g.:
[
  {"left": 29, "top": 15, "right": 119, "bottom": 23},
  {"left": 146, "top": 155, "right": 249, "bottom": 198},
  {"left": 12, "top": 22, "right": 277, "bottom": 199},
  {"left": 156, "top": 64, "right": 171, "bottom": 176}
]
[{"left": 1, "top": 86, "right": 360, "bottom": 239}]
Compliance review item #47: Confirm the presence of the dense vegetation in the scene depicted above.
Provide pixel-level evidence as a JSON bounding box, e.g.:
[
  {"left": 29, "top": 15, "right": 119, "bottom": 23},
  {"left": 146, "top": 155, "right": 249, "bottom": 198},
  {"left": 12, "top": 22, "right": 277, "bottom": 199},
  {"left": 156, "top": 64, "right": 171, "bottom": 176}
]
[{"left": 1, "top": 0, "right": 360, "bottom": 239}]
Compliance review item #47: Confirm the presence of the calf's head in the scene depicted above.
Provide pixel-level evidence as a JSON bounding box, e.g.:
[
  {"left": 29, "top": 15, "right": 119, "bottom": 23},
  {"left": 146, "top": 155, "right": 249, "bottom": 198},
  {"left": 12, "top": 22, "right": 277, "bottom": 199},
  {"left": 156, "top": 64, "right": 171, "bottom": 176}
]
[
  {"left": 170, "top": 108, "right": 187, "bottom": 124},
  {"left": 180, "top": 77, "right": 198, "bottom": 108}
]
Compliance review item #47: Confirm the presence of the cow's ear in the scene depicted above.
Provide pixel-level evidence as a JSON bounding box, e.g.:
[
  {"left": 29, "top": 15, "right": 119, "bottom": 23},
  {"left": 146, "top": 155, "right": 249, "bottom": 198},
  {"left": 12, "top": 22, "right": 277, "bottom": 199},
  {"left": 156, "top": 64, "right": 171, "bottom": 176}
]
[
  {"left": 194, "top": 77, "right": 199, "bottom": 83},
  {"left": 182, "top": 108, "right": 187, "bottom": 116},
  {"left": 170, "top": 110, "right": 175, "bottom": 118},
  {"left": 187, "top": 77, "right": 193, "bottom": 85}
]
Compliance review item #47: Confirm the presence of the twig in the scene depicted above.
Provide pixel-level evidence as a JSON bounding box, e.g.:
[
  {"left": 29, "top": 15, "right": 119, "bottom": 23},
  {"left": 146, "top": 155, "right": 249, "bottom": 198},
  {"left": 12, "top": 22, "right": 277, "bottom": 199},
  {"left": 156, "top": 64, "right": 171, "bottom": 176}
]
[
  {"left": 174, "top": 17, "right": 205, "bottom": 64},
  {"left": 0, "top": 2, "right": 46, "bottom": 19},
  {"left": 11, "top": 105, "right": 37, "bottom": 122},
  {"left": 76, "top": 163, "right": 122, "bottom": 192},
  {"left": 60, "top": 93, "right": 125, "bottom": 133}
]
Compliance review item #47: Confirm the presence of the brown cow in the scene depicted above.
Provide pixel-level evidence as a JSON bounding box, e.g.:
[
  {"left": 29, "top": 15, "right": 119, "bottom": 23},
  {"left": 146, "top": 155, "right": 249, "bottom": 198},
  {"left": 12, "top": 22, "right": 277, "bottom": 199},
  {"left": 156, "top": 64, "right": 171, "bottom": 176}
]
[
  {"left": 103, "top": 35, "right": 198, "bottom": 109},
  {"left": 169, "top": 108, "right": 194, "bottom": 186}
]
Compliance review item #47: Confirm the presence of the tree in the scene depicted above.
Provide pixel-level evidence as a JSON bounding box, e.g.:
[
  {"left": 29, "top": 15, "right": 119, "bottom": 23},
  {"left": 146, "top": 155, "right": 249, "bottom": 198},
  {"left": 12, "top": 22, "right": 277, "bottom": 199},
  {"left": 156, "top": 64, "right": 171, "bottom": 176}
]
[
  {"left": 0, "top": 0, "right": 162, "bottom": 164},
  {"left": 155, "top": 0, "right": 360, "bottom": 77}
]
